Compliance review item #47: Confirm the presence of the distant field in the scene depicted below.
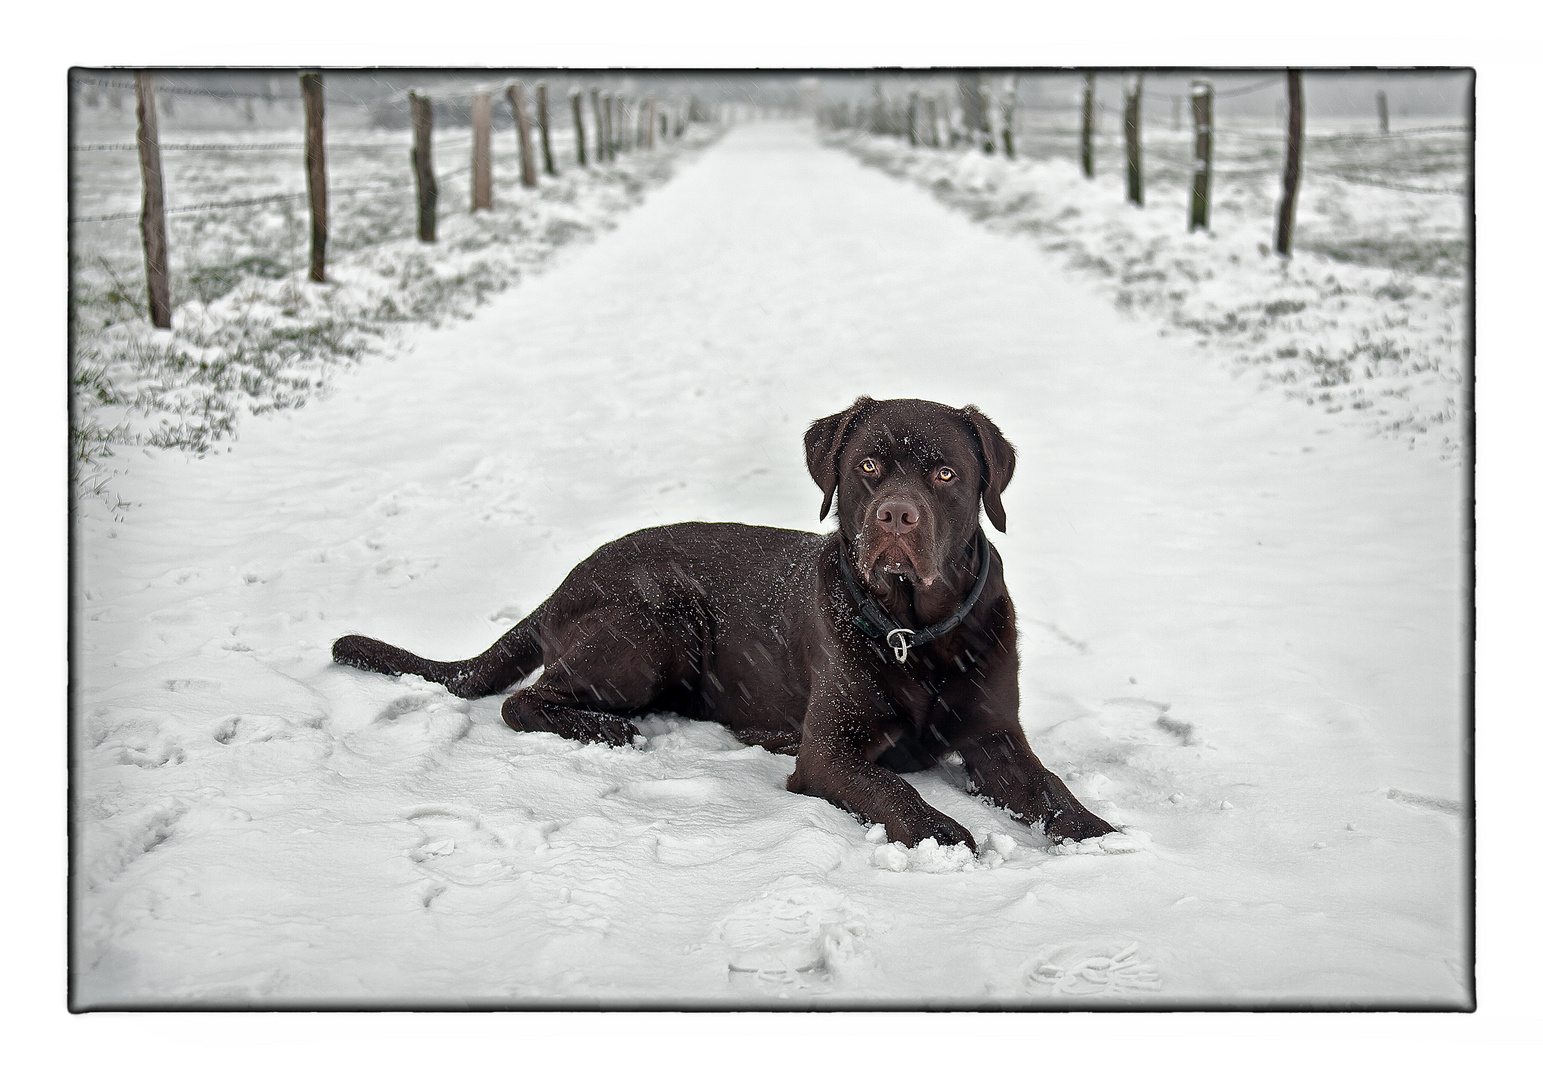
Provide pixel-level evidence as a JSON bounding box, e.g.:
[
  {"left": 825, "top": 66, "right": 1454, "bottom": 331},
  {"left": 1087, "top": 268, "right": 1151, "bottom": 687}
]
[{"left": 1017, "top": 120, "right": 1470, "bottom": 278}]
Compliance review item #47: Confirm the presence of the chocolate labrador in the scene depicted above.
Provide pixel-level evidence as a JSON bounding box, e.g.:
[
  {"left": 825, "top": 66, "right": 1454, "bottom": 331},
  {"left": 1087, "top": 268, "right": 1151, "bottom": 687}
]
[{"left": 333, "top": 396, "right": 1115, "bottom": 849}]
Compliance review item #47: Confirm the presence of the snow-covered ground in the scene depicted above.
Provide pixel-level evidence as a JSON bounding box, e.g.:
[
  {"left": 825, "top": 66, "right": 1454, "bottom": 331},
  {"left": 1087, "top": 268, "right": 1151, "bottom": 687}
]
[{"left": 72, "top": 120, "right": 1469, "bottom": 1008}]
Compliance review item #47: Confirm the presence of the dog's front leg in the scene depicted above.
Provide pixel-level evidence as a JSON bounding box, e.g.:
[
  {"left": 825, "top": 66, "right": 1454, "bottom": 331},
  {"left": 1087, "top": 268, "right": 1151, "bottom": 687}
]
[
  {"left": 788, "top": 721, "right": 977, "bottom": 851},
  {"left": 958, "top": 728, "right": 1115, "bottom": 843}
]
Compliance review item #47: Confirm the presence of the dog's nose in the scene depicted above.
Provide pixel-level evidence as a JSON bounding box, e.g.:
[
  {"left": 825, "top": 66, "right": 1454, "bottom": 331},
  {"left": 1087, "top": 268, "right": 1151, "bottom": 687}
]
[{"left": 875, "top": 499, "right": 920, "bottom": 535}]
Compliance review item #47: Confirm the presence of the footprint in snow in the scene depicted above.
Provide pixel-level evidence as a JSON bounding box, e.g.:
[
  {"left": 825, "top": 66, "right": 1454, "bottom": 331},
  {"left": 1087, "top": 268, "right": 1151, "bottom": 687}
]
[
  {"left": 375, "top": 692, "right": 440, "bottom": 723},
  {"left": 1041, "top": 698, "right": 1205, "bottom": 814},
  {"left": 715, "top": 883, "right": 873, "bottom": 989},
  {"left": 337, "top": 693, "right": 471, "bottom": 758},
  {"left": 212, "top": 713, "right": 318, "bottom": 746},
  {"left": 406, "top": 808, "right": 514, "bottom": 889},
  {"left": 1024, "top": 941, "right": 1163, "bottom": 997},
  {"left": 164, "top": 677, "right": 221, "bottom": 694},
  {"left": 373, "top": 555, "right": 438, "bottom": 589},
  {"left": 1050, "top": 828, "right": 1152, "bottom": 856}
]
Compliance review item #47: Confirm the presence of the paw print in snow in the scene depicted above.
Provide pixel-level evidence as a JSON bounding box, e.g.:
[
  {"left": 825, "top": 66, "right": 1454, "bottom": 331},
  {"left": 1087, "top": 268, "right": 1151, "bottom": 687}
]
[{"left": 1024, "top": 942, "right": 1163, "bottom": 997}]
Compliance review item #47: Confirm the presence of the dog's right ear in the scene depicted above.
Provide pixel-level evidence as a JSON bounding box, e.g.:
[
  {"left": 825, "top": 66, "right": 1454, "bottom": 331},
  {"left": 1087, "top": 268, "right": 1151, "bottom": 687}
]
[
  {"left": 958, "top": 404, "right": 1017, "bottom": 533},
  {"left": 804, "top": 396, "right": 873, "bottom": 520}
]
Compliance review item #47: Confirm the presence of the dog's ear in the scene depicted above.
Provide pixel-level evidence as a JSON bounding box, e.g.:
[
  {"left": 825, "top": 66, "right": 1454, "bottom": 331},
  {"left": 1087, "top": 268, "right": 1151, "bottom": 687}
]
[
  {"left": 804, "top": 396, "right": 873, "bottom": 520},
  {"left": 958, "top": 405, "right": 1016, "bottom": 533}
]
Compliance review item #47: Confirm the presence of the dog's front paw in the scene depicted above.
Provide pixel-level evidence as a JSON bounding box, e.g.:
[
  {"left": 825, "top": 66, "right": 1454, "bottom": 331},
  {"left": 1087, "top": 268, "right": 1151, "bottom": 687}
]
[
  {"left": 888, "top": 809, "right": 977, "bottom": 852},
  {"left": 1042, "top": 805, "right": 1116, "bottom": 843},
  {"left": 570, "top": 716, "right": 642, "bottom": 747}
]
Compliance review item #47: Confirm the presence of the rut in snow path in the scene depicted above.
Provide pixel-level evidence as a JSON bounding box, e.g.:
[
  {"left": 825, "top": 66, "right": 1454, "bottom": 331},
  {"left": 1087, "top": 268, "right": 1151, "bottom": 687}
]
[{"left": 73, "top": 121, "right": 1468, "bottom": 1008}]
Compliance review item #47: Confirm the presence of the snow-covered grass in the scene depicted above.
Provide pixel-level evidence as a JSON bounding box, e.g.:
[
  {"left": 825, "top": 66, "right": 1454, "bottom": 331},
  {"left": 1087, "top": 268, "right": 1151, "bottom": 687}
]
[
  {"left": 71, "top": 122, "right": 1469, "bottom": 1009},
  {"left": 70, "top": 118, "right": 721, "bottom": 500},
  {"left": 826, "top": 120, "right": 1470, "bottom": 460}
]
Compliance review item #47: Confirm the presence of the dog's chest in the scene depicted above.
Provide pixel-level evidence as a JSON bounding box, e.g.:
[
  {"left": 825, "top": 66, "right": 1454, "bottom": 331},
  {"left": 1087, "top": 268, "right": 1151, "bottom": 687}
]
[{"left": 877, "top": 661, "right": 964, "bottom": 730}]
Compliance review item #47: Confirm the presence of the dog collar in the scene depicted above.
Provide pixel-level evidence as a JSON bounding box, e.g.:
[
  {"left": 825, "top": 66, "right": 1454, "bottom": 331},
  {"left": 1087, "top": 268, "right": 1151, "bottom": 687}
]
[{"left": 837, "top": 535, "right": 992, "bottom": 665}]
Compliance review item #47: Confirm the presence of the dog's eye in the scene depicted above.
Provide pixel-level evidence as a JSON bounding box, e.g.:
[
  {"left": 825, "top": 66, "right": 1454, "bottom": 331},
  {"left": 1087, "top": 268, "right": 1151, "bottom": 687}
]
[
  {"left": 936, "top": 467, "right": 955, "bottom": 482},
  {"left": 859, "top": 458, "right": 879, "bottom": 474}
]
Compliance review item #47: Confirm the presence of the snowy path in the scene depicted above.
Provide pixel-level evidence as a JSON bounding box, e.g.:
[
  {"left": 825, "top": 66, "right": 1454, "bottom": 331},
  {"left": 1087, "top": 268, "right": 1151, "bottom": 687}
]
[{"left": 74, "top": 121, "right": 1469, "bottom": 1007}]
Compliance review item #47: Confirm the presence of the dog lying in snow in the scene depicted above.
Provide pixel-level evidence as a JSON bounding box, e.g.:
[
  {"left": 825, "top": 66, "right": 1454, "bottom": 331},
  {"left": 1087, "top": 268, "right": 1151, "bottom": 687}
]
[{"left": 334, "top": 396, "right": 1114, "bottom": 849}]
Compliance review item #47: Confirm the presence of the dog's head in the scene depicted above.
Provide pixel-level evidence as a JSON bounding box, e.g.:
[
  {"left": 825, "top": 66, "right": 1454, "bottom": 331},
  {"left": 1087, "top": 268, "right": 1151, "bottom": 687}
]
[{"left": 804, "top": 396, "right": 1016, "bottom": 588}]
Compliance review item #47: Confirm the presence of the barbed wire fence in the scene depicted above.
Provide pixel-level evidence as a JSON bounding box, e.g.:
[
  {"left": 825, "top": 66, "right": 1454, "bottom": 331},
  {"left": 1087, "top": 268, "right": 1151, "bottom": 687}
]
[
  {"left": 69, "top": 71, "right": 718, "bottom": 328},
  {"left": 818, "top": 71, "right": 1471, "bottom": 256}
]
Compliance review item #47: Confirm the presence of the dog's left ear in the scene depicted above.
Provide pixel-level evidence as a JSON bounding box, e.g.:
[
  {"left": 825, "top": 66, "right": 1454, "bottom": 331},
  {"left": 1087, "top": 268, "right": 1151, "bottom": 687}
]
[
  {"left": 805, "top": 396, "right": 873, "bottom": 520},
  {"left": 958, "top": 405, "right": 1016, "bottom": 532}
]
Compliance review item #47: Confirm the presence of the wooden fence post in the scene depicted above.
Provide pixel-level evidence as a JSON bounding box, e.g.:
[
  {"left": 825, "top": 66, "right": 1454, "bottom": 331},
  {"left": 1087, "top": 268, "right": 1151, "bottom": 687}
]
[
  {"left": 1188, "top": 80, "right": 1213, "bottom": 232},
  {"left": 1081, "top": 71, "right": 1095, "bottom": 178},
  {"left": 1377, "top": 89, "right": 1389, "bottom": 134},
  {"left": 1172, "top": 95, "right": 1180, "bottom": 131},
  {"left": 1275, "top": 70, "right": 1303, "bottom": 256},
  {"left": 299, "top": 71, "right": 328, "bottom": 281},
  {"left": 537, "top": 83, "right": 557, "bottom": 175},
  {"left": 978, "top": 80, "right": 995, "bottom": 154},
  {"left": 907, "top": 90, "right": 919, "bottom": 146},
  {"left": 925, "top": 95, "right": 939, "bottom": 147},
  {"left": 602, "top": 92, "right": 615, "bottom": 160},
  {"left": 507, "top": 82, "right": 538, "bottom": 188},
  {"left": 571, "top": 88, "right": 588, "bottom": 167},
  {"left": 590, "top": 88, "right": 605, "bottom": 162},
  {"left": 956, "top": 73, "right": 979, "bottom": 146},
  {"left": 1123, "top": 72, "right": 1143, "bottom": 207},
  {"left": 646, "top": 97, "right": 657, "bottom": 149},
  {"left": 471, "top": 89, "right": 493, "bottom": 211},
  {"left": 409, "top": 91, "right": 437, "bottom": 242},
  {"left": 133, "top": 71, "right": 172, "bottom": 328},
  {"left": 1001, "top": 76, "right": 1017, "bottom": 159}
]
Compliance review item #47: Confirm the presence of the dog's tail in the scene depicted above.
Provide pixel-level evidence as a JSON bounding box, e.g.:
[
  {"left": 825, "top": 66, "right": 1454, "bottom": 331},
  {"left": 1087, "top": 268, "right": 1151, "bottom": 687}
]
[{"left": 332, "top": 615, "right": 545, "bottom": 700}]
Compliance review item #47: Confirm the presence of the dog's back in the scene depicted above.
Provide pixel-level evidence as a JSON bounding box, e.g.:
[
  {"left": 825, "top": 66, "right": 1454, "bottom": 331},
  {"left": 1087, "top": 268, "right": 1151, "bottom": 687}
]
[
  {"left": 336, "top": 522, "right": 827, "bottom": 745},
  {"left": 531, "top": 522, "right": 825, "bottom": 734}
]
